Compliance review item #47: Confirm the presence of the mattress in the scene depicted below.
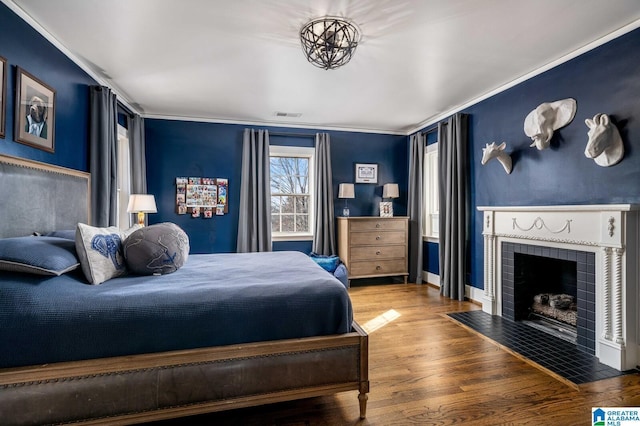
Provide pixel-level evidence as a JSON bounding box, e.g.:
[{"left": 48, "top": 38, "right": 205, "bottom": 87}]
[{"left": 0, "top": 251, "right": 353, "bottom": 368}]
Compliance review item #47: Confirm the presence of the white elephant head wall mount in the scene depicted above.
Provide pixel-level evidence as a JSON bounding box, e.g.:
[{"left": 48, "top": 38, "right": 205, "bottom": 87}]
[
  {"left": 524, "top": 98, "right": 577, "bottom": 150},
  {"left": 585, "top": 113, "right": 624, "bottom": 167},
  {"left": 481, "top": 141, "right": 512, "bottom": 174}
]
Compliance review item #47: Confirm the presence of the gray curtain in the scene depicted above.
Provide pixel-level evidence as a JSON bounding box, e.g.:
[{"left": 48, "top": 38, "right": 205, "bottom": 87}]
[
  {"left": 128, "top": 114, "right": 147, "bottom": 194},
  {"left": 407, "top": 132, "right": 425, "bottom": 283},
  {"left": 312, "top": 133, "right": 336, "bottom": 255},
  {"left": 89, "top": 86, "right": 118, "bottom": 227},
  {"left": 237, "top": 129, "right": 272, "bottom": 252},
  {"left": 438, "top": 113, "right": 469, "bottom": 301}
]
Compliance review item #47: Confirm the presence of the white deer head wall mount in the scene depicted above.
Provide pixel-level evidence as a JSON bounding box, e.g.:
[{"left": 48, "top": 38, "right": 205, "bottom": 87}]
[
  {"left": 585, "top": 113, "right": 624, "bottom": 167},
  {"left": 481, "top": 142, "right": 512, "bottom": 174},
  {"left": 524, "top": 98, "right": 577, "bottom": 150}
]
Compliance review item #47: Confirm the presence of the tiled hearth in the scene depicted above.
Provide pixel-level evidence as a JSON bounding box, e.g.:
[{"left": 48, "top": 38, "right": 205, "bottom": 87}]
[
  {"left": 448, "top": 310, "right": 630, "bottom": 385},
  {"left": 478, "top": 205, "right": 640, "bottom": 371}
]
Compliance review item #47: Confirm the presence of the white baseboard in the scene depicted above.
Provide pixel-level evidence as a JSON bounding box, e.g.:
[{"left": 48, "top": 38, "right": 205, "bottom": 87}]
[{"left": 420, "top": 271, "right": 482, "bottom": 305}]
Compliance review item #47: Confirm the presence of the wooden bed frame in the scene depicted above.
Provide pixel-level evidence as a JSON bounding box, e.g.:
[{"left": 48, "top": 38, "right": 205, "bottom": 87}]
[{"left": 0, "top": 154, "right": 369, "bottom": 425}]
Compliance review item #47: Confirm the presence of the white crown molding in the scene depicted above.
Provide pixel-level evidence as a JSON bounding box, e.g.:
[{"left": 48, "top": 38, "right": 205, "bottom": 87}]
[
  {"left": 142, "top": 113, "right": 407, "bottom": 135},
  {"left": 406, "top": 17, "right": 640, "bottom": 136}
]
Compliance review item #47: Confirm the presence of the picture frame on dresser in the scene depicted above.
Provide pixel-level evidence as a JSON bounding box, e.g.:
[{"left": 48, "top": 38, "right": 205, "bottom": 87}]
[
  {"left": 0, "top": 56, "right": 6, "bottom": 138},
  {"left": 14, "top": 67, "right": 56, "bottom": 153},
  {"left": 355, "top": 163, "right": 378, "bottom": 183}
]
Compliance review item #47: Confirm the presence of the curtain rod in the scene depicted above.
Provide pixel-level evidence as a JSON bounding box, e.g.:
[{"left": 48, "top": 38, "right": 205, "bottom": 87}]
[{"left": 269, "top": 131, "right": 316, "bottom": 138}]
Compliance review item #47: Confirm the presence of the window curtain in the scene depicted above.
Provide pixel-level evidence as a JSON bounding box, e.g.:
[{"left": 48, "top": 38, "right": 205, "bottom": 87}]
[
  {"left": 237, "top": 129, "right": 272, "bottom": 253},
  {"left": 438, "top": 113, "right": 469, "bottom": 301},
  {"left": 128, "top": 114, "right": 147, "bottom": 225},
  {"left": 89, "top": 86, "right": 118, "bottom": 227},
  {"left": 128, "top": 114, "right": 147, "bottom": 195},
  {"left": 312, "top": 133, "right": 336, "bottom": 255},
  {"left": 407, "top": 132, "right": 425, "bottom": 283}
]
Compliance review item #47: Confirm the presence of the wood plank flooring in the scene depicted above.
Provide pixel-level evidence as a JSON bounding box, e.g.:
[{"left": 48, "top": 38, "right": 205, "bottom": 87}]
[{"left": 152, "top": 283, "right": 640, "bottom": 425}]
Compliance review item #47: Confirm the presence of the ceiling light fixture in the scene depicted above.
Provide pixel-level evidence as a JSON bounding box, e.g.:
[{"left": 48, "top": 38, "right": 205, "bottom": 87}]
[{"left": 300, "top": 16, "right": 361, "bottom": 70}]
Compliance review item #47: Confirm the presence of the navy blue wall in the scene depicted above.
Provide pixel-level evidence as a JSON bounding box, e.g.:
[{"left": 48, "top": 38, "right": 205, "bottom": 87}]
[
  {"left": 420, "top": 27, "right": 640, "bottom": 289},
  {"left": 145, "top": 120, "right": 407, "bottom": 254},
  {"left": 0, "top": 3, "right": 97, "bottom": 171}
]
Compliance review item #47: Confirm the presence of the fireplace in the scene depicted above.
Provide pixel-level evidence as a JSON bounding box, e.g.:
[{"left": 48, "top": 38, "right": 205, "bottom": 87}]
[
  {"left": 502, "top": 242, "right": 595, "bottom": 355},
  {"left": 478, "top": 205, "right": 639, "bottom": 371}
]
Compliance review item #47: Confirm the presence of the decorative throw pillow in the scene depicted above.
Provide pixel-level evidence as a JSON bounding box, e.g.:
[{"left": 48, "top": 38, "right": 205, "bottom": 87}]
[
  {"left": 75, "top": 223, "right": 141, "bottom": 285},
  {"left": 123, "top": 222, "right": 190, "bottom": 275},
  {"left": 309, "top": 253, "right": 341, "bottom": 273},
  {"left": 0, "top": 236, "right": 80, "bottom": 276}
]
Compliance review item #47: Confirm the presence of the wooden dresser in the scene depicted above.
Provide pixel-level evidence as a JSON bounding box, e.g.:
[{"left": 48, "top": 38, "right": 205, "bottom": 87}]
[{"left": 337, "top": 216, "right": 409, "bottom": 284}]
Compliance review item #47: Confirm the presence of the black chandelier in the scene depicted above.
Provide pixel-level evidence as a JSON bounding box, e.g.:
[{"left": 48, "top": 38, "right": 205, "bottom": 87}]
[{"left": 299, "top": 17, "right": 361, "bottom": 70}]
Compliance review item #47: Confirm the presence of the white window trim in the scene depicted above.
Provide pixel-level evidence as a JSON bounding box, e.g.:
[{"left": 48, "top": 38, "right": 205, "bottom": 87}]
[
  {"left": 116, "top": 124, "right": 132, "bottom": 229},
  {"left": 269, "top": 145, "right": 315, "bottom": 242},
  {"left": 423, "top": 142, "right": 439, "bottom": 243}
]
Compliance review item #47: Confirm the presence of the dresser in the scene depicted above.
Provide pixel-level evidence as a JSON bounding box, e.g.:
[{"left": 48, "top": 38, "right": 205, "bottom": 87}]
[{"left": 337, "top": 216, "right": 409, "bottom": 284}]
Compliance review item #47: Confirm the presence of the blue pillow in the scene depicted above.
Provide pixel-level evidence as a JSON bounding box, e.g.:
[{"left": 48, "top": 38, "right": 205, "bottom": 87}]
[
  {"left": 0, "top": 236, "right": 80, "bottom": 276},
  {"left": 43, "top": 230, "right": 76, "bottom": 240},
  {"left": 309, "top": 253, "right": 341, "bottom": 273}
]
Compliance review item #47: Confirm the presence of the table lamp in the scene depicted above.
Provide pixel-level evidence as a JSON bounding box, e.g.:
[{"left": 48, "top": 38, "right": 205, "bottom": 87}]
[
  {"left": 127, "top": 194, "right": 157, "bottom": 226},
  {"left": 338, "top": 183, "right": 355, "bottom": 217},
  {"left": 380, "top": 183, "right": 399, "bottom": 217}
]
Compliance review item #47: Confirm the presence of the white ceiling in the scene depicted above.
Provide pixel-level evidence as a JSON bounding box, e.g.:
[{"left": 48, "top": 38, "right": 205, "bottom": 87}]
[{"left": 7, "top": 0, "right": 640, "bottom": 134}]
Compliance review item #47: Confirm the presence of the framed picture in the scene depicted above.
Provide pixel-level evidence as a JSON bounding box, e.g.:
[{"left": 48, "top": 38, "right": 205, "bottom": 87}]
[
  {"left": 0, "top": 56, "right": 6, "bottom": 138},
  {"left": 355, "top": 163, "right": 378, "bottom": 184},
  {"left": 14, "top": 67, "right": 56, "bottom": 153}
]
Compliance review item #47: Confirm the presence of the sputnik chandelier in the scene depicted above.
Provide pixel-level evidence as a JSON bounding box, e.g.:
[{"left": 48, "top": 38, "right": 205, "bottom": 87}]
[{"left": 299, "top": 16, "right": 361, "bottom": 70}]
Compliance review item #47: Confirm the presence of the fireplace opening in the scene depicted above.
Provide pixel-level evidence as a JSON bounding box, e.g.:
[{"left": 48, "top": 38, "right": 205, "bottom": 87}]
[{"left": 514, "top": 253, "right": 578, "bottom": 344}]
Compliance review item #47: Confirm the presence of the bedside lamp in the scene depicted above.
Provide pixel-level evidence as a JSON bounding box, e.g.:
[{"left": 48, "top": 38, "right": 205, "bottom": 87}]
[
  {"left": 127, "top": 194, "right": 157, "bottom": 226},
  {"left": 338, "top": 183, "right": 355, "bottom": 217},
  {"left": 380, "top": 183, "right": 399, "bottom": 217}
]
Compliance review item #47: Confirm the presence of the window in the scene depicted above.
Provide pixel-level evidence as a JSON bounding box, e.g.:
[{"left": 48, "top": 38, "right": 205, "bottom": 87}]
[
  {"left": 116, "top": 124, "right": 131, "bottom": 229},
  {"left": 423, "top": 143, "right": 438, "bottom": 240},
  {"left": 269, "top": 145, "right": 315, "bottom": 241}
]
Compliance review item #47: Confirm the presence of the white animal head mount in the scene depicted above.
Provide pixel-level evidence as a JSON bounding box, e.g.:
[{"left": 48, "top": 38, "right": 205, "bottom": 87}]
[
  {"left": 585, "top": 113, "right": 624, "bottom": 167},
  {"left": 524, "top": 98, "right": 577, "bottom": 150},
  {"left": 481, "top": 141, "right": 512, "bottom": 174}
]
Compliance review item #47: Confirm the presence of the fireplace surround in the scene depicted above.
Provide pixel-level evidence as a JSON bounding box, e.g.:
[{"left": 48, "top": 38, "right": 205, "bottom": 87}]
[{"left": 478, "top": 205, "right": 639, "bottom": 371}]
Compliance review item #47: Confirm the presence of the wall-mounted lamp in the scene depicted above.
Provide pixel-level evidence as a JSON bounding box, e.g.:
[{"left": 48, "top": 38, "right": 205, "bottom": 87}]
[
  {"left": 338, "top": 183, "right": 355, "bottom": 217},
  {"left": 127, "top": 194, "right": 157, "bottom": 226},
  {"left": 380, "top": 183, "right": 399, "bottom": 217}
]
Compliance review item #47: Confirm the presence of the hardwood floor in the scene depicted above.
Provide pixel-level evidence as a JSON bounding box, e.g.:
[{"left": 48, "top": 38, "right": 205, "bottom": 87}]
[{"left": 153, "top": 283, "right": 640, "bottom": 425}]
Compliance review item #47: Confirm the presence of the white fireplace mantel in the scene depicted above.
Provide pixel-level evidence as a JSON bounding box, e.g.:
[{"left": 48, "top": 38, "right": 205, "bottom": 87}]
[{"left": 477, "top": 204, "right": 639, "bottom": 371}]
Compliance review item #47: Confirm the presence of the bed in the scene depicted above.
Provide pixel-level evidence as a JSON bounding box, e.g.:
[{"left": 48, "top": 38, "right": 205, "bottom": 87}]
[{"left": 0, "top": 154, "right": 369, "bottom": 425}]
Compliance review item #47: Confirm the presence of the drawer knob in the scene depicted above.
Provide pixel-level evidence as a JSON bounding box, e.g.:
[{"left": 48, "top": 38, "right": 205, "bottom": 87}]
[
  {"left": 376, "top": 265, "right": 382, "bottom": 270},
  {"left": 376, "top": 236, "right": 381, "bottom": 240},
  {"left": 376, "top": 250, "right": 381, "bottom": 255},
  {"left": 375, "top": 223, "right": 381, "bottom": 228}
]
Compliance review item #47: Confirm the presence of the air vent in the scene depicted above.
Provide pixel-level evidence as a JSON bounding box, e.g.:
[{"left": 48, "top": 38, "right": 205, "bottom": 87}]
[{"left": 275, "top": 111, "right": 302, "bottom": 118}]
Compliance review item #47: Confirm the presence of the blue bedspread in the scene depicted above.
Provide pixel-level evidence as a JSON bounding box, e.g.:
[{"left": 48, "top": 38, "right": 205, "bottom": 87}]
[{"left": 0, "top": 251, "right": 353, "bottom": 368}]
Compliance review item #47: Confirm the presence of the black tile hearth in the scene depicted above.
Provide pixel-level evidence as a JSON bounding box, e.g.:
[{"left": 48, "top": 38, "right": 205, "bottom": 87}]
[{"left": 448, "top": 310, "right": 636, "bottom": 385}]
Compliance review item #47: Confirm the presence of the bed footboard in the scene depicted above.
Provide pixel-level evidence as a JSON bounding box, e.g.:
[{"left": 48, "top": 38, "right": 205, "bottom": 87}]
[{"left": 0, "top": 322, "right": 368, "bottom": 425}]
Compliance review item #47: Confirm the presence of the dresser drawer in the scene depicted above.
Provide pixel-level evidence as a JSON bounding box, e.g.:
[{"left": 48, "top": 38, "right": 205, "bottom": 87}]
[
  {"left": 349, "top": 259, "right": 407, "bottom": 277},
  {"left": 350, "top": 245, "right": 405, "bottom": 261},
  {"left": 350, "top": 231, "right": 406, "bottom": 246},
  {"left": 349, "top": 219, "right": 406, "bottom": 232}
]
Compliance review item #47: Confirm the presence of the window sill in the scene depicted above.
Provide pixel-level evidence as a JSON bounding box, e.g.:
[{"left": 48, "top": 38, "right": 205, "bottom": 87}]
[
  {"left": 423, "top": 235, "right": 439, "bottom": 244},
  {"left": 272, "top": 233, "right": 314, "bottom": 242}
]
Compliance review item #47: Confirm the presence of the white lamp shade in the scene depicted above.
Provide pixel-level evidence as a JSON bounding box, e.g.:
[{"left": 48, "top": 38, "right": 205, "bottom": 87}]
[
  {"left": 383, "top": 183, "right": 399, "bottom": 199},
  {"left": 338, "top": 183, "right": 355, "bottom": 199},
  {"left": 127, "top": 194, "right": 157, "bottom": 213}
]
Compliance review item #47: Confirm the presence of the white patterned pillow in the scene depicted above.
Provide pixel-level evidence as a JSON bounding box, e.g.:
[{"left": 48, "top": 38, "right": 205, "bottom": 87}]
[{"left": 75, "top": 223, "right": 141, "bottom": 284}]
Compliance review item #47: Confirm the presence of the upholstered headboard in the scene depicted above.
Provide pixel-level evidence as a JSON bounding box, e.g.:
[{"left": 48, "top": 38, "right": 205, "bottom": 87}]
[{"left": 0, "top": 154, "right": 90, "bottom": 238}]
